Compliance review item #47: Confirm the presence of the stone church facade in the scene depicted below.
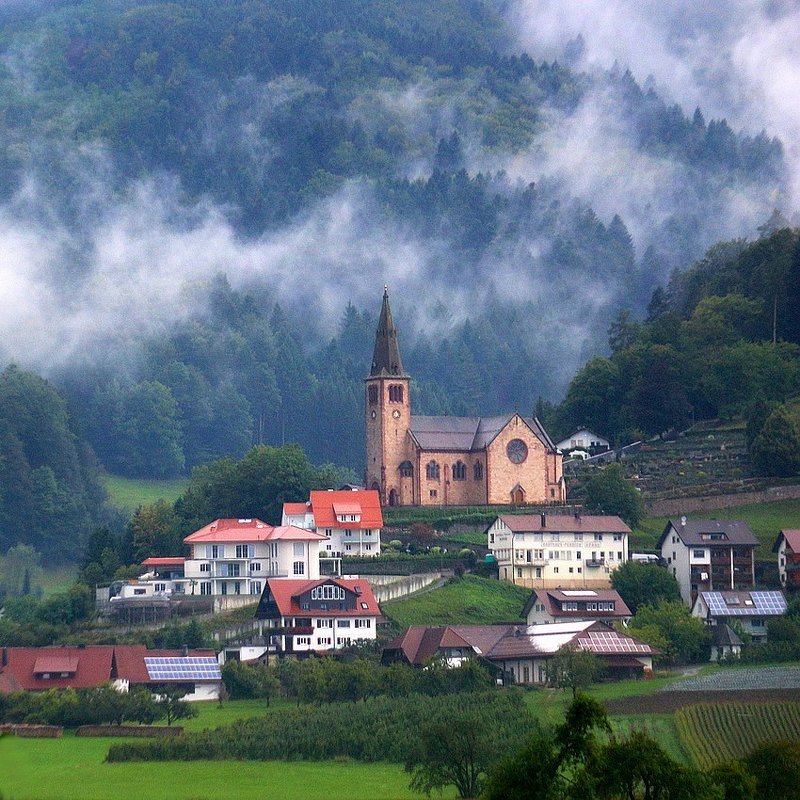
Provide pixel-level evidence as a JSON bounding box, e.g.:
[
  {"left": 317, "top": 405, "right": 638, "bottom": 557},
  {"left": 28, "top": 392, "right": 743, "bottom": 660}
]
[{"left": 364, "top": 288, "right": 565, "bottom": 507}]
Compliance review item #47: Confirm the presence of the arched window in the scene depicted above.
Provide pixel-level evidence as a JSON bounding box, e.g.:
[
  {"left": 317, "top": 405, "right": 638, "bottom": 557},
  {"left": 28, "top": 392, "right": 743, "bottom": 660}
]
[
  {"left": 399, "top": 461, "right": 414, "bottom": 478},
  {"left": 452, "top": 461, "right": 466, "bottom": 481},
  {"left": 368, "top": 385, "right": 378, "bottom": 405},
  {"left": 388, "top": 489, "right": 398, "bottom": 506},
  {"left": 371, "top": 481, "right": 380, "bottom": 492},
  {"left": 474, "top": 462, "right": 484, "bottom": 480},
  {"left": 426, "top": 461, "right": 440, "bottom": 480},
  {"left": 388, "top": 384, "right": 404, "bottom": 403}
]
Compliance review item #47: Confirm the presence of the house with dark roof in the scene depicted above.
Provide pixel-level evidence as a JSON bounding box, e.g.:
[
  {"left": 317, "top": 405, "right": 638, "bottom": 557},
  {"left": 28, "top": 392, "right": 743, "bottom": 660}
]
[
  {"left": 554, "top": 428, "right": 611, "bottom": 455},
  {"left": 773, "top": 529, "right": 800, "bottom": 589},
  {"left": 657, "top": 518, "right": 759, "bottom": 605},
  {"left": 364, "top": 287, "right": 564, "bottom": 507},
  {"left": 382, "top": 621, "right": 656, "bottom": 685},
  {"left": 691, "top": 590, "right": 787, "bottom": 644},
  {"left": 524, "top": 588, "right": 631, "bottom": 625},
  {"left": 254, "top": 577, "right": 381, "bottom": 654},
  {"left": 0, "top": 646, "right": 222, "bottom": 700},
  {"left": 282, "top": 488, "right": 383, "bottom": 562},
  {"left": 487, "top": 513, "right": 630, "bottom": 588}
]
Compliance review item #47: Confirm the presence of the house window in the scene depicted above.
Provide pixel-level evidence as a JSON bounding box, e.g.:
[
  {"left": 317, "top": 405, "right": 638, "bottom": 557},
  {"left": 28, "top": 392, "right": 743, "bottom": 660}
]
[
  {"left": 337, "top": 620, "right": 351, "bottom": 628},
  {"left": 345, "top": 544, "right": 352, "bottom": 551},
  {"left": 250, "top": 582, "right": 262, "bottom": 595},
  {"left": 354, "top": 619, "right": 371, "bottom": 628},
  {"left": 426, "top": 461, "right": 440, "bottom": 480},
  {"left": 399, "top": 461, "right": 414, "bottom": 478},
  {"left": 474, "top": 462, "right": 483, "bottom": 480},
  {"left": 200, "top": 582, "right": 212, "bottom": 595},
  {"left": 453, "top": 461, "right": 466, "bottom": 481},
  {"left": 236, "top": 544, "right": 255, "bottom": 559},
  {"left": 617, "top": 552, "right": 623, "bottom": 561},
  {"left": 388, "top": 384, "right": 404, "bottom": 403},
  {"left": 364, "top": 543, "right": 373, "bottom": 551},
  {"left": 134, "top": 588, "right": 146, "bottom": 595},
  {"left": 429, "top": 489, "right": 438, "bottom": 498},
  {"left": 312, "top": 585, "right": 345, "bottom": 601},
  {"left": 250, "top": 562, "right": 261, "bottom": 572},
  {"left": 613, "top": 534, "right": 623, "bottom": 541},
  {"left": 155, "top": 583, "right": 166, "bottom": 592},
  {"left": 293, "top": 542, "right": 304, "bottom": 556},
  {"left": 293, "top": 561, "right": 305, "bottom": 575},
  {"left": 693, "top": 549, "right": 706, "bottom": 558},
  {"left": 344, "top": 529, "right": 352, "bottom": 537},
  {"left": 207, "top": 545, "right": 222, "bottom": 559},
  {"left": 593, "top": 534, "right": 603, "bottom": 541},
  {"left": 517, "top": 568, "right": 523, "bottom": 578},
  {"left": 368, "top": 385, "right": 378, "bottom": 405},
  {"left": 574, "top": 533, "right": 583, "bottom": 541},
  {"left": 200, "top": 563, "right": 210, "bottom": 572}
]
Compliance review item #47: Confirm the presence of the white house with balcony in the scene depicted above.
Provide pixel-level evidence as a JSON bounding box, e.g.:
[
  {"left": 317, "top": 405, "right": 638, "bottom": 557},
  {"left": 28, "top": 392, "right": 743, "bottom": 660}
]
[
  {"left": 282, "top": 488, "right": 383, "bottom": 562},
  {"left": 181, "top": 518, "right": 326, "bottom": 597},
  {"left": 486, "top": 513, "right": 630, "bottom": 589}
]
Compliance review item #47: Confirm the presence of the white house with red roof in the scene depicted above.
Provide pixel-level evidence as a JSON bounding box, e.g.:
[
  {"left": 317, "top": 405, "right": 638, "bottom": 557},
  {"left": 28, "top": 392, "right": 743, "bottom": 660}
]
[
  {"left": 282, "top": 488, "right": 383, "bottom": 560},
  {"left": 255, "top": 577, "right": 381, "bottom": 654},
  {"left": 182, "top": 518, "right": 327, "bottom": 597},
  {"left": 114, "top": 519, "right": 328, "bottom": 603},
  {"left": 523, "top": 588, "right": 631, "bottom": 626},
  {"left": 0, "top": 645, "right": 222, "bottom": 701}
]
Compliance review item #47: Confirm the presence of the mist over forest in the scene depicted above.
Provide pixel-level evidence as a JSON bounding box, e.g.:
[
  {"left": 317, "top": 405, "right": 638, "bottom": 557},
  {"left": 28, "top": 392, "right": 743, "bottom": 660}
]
[{"left": 0, "top": 0, "right": 798, "bottom": 498}]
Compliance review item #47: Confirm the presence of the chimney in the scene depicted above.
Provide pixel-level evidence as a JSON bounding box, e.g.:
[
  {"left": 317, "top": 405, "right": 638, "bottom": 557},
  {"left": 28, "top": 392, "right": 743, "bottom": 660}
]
[
  {"left": 181, "top": 644, "right": 189, "bottom": 658},
  {"left": 540, "top": 513, "right": 546, "bottom": 528}
]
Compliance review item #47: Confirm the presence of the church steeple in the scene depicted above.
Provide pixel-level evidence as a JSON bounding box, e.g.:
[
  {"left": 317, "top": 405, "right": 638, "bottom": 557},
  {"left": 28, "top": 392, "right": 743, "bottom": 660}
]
[{"left": 370, "top": 285, "right": 406, "bottom": 376}]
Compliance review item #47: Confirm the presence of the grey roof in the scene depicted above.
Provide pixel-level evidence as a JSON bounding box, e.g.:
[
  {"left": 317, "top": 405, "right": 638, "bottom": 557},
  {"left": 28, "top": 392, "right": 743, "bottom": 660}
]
[
  {"left": 409, "top": 414, "right": 556, "bottom": 453},
  {"left": 712, "top": 624, "right": 743, "bottom": 648},
  {"left": 497, "top": 514, "right": 631, "bottom": 535},
  {"left": 369, "top": 287, "right": 406, "bottom": 377},
  {"left": 657, "top": 519, "right": 759, "bottom": 549}
]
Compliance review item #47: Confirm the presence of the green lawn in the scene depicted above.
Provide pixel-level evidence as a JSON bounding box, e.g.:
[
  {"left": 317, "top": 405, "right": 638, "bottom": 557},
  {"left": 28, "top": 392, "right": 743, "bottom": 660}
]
[
  {"left": 0, "top": 735, "right": 428, "bottom": 800},
  {"left": 101, "top": 474, "right": 189, "bottom": 512},
  {"left": 382, "top": 574, "right": 530, "bottom": 627}
]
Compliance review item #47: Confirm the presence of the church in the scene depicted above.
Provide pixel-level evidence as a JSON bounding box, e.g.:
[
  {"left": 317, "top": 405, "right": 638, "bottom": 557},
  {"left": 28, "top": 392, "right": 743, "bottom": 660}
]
[{"left": 364, "top": 288, "right": 565, "bottom": 507}]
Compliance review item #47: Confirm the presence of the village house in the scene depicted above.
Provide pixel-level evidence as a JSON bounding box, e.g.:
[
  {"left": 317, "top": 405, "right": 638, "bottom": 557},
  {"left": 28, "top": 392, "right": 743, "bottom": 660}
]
[
  {"left": 772, "top": 529, "right": 800, "bottom": 590},
  {"left": 487, "top": 513, "right": 630, "bottom": 589},
  {"left": 656, "top": 518, "right": 758, "bottom": 605},
  {"left": 110, "top": 518, "right": 328, "bottom": 607},
  {"left": 282, "top": 488, "right": 383, "bottom": 563},
  {"left": 0, "top": 645, "right": 222, "bottom": 701},
  {"left": 554, "top": 428, "right": 611, "bottom": 455},
  {"left": 365, "top": 287, "right": 565, "bottom": 507},
  {"left": 691, "top": 590, "right": 787, "bottom": 644},
  {"left": 254, "top": 577, "right": 381, "bottom": 655},
  {"left": 523, "top": 588, "right": 631, "bottom": 626},
  {"left": 382, "top": 621, "right": 656, "bottom": 684}
]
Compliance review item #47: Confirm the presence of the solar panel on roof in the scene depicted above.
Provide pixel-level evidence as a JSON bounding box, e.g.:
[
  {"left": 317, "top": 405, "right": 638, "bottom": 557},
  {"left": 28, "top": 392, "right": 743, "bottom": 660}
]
[
  {"left": 561, "top": 590, "right": 597, "bottom": 597},
  {"left": 703, "top": 591, "right": 786, "bottom": 617},
  {"left": 144, "top": 657, "right": 222, "bottom": 682}
]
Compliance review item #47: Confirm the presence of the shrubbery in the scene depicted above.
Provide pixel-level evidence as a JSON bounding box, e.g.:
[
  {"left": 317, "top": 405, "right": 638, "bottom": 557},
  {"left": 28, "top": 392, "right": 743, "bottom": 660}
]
[{"left": 107, "top": 690, "right": 532, "bottom": 764}]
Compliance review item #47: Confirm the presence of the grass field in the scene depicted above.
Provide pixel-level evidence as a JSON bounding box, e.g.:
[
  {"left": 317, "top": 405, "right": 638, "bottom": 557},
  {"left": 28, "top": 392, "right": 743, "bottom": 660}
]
[
  {"left": 101, "top": 474, "right": 189, "bottom": 512},
  {"left": 382, "top": 574, "right": 530, "bottom": 627},
  {"left": 0, "top": 735, "right": 429, "bottom": 800}
]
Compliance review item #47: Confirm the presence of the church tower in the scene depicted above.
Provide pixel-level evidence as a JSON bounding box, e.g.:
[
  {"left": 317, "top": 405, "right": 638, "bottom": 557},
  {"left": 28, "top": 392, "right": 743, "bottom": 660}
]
[{"left": 365, "top": 286, "right": 412, "bottom": 506}]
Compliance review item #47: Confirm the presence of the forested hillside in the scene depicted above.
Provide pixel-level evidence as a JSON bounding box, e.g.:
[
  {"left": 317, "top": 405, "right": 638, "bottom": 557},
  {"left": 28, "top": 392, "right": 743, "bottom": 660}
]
[{"left": 0, "top": 1, "right": 795, "bottom": 544}]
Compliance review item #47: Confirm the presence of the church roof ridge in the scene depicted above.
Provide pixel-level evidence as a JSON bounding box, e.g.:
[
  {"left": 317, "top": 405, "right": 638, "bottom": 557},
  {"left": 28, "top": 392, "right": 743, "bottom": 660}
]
[{"left": 369, "top": 285, "right": 407, "bottom": 378}]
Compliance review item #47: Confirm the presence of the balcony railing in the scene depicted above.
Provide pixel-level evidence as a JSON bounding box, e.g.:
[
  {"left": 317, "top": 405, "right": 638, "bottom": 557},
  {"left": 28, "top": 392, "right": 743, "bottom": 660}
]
[{"left": 585, "top": 558, "right": 605, "bottom": 568}]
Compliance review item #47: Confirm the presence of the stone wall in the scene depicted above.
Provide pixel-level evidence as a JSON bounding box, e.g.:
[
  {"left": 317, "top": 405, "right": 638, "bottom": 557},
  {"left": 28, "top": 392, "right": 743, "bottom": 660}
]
[
  {"left": 645, "top": 483, "right": 800, "bottom": 517},
  {"left": 366, "top": 572, "right": 441, "bottom": 602}
]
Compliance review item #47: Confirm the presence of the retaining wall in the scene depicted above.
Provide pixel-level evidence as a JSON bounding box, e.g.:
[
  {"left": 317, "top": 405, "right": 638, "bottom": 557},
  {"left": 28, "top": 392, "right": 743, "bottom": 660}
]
[
  {"left": 366, "top": 572, "right": 441, "bottom": 602},
  {"left": 646, "top": 483, "right": 800, "bottom": 517}
]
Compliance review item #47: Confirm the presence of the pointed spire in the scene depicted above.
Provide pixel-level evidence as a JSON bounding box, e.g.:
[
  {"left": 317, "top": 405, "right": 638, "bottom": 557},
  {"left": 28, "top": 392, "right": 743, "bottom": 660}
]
[{"left": 370, "top": 285, "right": 406, "bottom": 377}]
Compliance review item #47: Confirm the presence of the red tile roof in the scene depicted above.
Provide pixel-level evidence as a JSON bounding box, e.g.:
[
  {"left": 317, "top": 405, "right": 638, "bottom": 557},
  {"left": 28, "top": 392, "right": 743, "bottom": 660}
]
[
  {"left": 496, "top": 514, "right": 631, "bottom": 534},
  {"left": 1, "top": 646, "right": 116, "bottom": 690},
  {"left": 384, "top": 625, "right": 514, "bottom": 665},
  {"left": 308, "top": 489, "right": 383, "bottom": 530},
  {"left": 283, "top": 502, "right": 309, "bottom": 516},
  {"left": 184, "top": 518, "right": 325, "bottom": 543},
  {"left": 524, "top": 589, "right": 631, "bottom": 619},
  {"left": 0, "top": 646, "right": 219, "bottom": 692},
  {"left": 263, "top": 578, "right": 381, "bottom": 617},
  {"left": 775, "top": 529, "right": 800, "bottom": 554}
]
